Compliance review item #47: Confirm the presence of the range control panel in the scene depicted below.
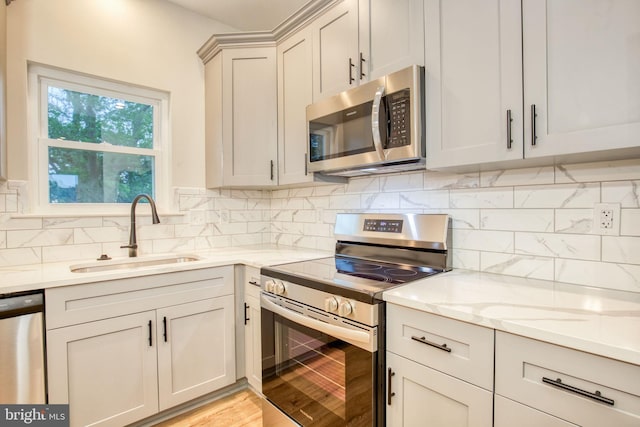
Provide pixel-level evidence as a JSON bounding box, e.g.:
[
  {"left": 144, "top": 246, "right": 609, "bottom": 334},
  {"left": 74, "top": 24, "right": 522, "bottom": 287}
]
[{"left": 363, "top": 219, "right": 404, "bottom": 233}]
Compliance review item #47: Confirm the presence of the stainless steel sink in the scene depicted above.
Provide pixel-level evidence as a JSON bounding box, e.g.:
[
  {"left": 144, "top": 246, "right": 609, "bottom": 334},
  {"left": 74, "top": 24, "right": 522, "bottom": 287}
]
[{"left": 70, "top": 255, "right": 202, "bottom": 273}]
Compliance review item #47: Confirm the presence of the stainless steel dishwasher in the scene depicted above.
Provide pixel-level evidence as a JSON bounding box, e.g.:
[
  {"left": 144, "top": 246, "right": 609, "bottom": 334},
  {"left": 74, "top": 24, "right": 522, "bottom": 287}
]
[{"left": 0, "top": 290, "right": 46, "bottom": 404}]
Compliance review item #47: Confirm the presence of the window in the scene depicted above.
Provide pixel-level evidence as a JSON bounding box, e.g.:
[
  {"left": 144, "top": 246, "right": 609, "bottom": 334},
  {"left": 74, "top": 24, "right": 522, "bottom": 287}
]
[{"left": 29, "top": 65, "right": 169, "bottom": 213}]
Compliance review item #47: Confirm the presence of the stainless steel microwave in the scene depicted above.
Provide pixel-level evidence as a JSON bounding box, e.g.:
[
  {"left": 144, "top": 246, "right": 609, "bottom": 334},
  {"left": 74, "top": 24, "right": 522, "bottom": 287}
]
[{"left": 306, "top": 65, "right": 425, "bottom": 177}]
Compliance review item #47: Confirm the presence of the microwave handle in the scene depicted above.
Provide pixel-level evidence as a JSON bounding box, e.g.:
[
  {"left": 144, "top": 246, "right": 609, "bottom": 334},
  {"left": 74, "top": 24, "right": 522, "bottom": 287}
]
[{"left": 371, "top": 86, "right": 386, "bottom": 161}]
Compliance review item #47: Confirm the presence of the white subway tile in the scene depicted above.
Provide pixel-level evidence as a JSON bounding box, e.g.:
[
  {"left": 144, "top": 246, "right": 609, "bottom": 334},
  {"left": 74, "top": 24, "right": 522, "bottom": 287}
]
[
  {"left": 0, "top": 248, "right": 41, "bottom": 267},
  {"left": 481, "top": 209, "right": 553, "bottom": 232},
  {"left": 179, "top": 194, "right": 211, "bottom": 211},
  {"left": 304, "top": 196, "right": 331, "bottom": 210},
  {"left": 42, "top": 244, "right": 102, "bottom": 263},
  {"left": 450, "top": 188, "right": 513, "bottom": 209},
  {"left": 556, "top": 158, "right": 640, "bottom": 183},
  {"left": 174, "top": 223, "right": 213, "bottom": 238},
  {"left": 313, "top": 184, "right": 346, "bottom": 197},
  {"left": 452, "top": 229, "right": 514, "bottom": 252},
  {"left": 329, "top": 194, "right": 361, "bottom": 210},
  {"left": 481, "top": 252, "right": 554, "bottom": 281},
  {"left": 621, "top": 209, "right": 640, "bottom": 236},
  {"left": 232, "top": 234, "right": 264, "bottom": 246},
  {"left": 7, "top": 229, "right": 73, "bottom": 248},
  {"left": 0, "top": 231, "right": 6, "bottom": 248},
  {"left": 346, "top": 177, "right": 379, "bottom": 194},
  {"left": 602, "top": 236, "right": 640, "bottom": 264},
  {"left": 452, "top": 249, "right": 480, "bottom": 270},
  {"left": 399, "top": 190, "right": 449, "bottom": 209},
  {"left": 515, "top": 232, "right": 600, "bottom": 261},
  {"left": 270, "top": 210, "right": 293, "bottom": 222},
  {"left": 288, "top": 187, "right": 315, "bottom": 198},
  {"left": 138, "top": 224, "right": 174, "bottom": 240},
  {"left": 74, "top": 227, "right": 127, "bottom": 244},
  {"left": 602, "top": 181, "right": 640, "bottom": 207},
  {"left": 554, "top": 209, "right": 593, "bottom": 234},
  {"left": 5, "top": 194, "right": 18, "bottom": 212},
  {"left": 151, "top": 238, "right": 195, "bottom": 254},
  {"left": 213, "top": 222, "right": 248, "bottom": 235},
  {"left": 424, "top": 171, "right": 479, "bottom": 190},
  {"left": 555, "top": 259, "right": 640, "bottom": 292},
  {"left": 381, "top": 172, "right": 424, "bottom": 191},
  {"left": 481, "top": 166, "right": 554, "bottom": 187},
  {"left": 0, "top": 195, "right": 6, "bottom": 212},
  {"left": 447, "top": 209, "right": 480, "bottom": 230},
  {"left": 303, "top": 223, "right": 333, "bottom": 237},
  {"left": 247, "top": 222, "right": 270, "bottom": 234},
  {"left": 514, "top": 183, "right": 600, "bottom": 208},
  {"left": 194, "top": 235, "right": 231, "bottom": 249},
  {"left": 290, "top": 235, "right": 318, "bottom": 249},
  {"left": 230, "top": 210, "right": 263, "bottom": 222},
  {"left": 44, "top": 217, "right": 103, "bottom": 229},
  {"left": 0, "top": 215, "right": 43, "bottom": 231},
  {"left": 215, "top": 197, "right": 248, "bottom": 210},
  {"left": 362, "top": 192, "right": 400, "bottom": 209},
  {"left": 292, "top": 210, "right": 317, "bottom": 223}
]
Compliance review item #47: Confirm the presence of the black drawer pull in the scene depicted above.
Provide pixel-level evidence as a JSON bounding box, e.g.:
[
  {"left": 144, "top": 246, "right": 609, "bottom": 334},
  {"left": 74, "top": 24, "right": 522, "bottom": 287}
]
[
  {"left": 542, "top": 377, "right": 615, "bottom": 406},
  {"left": 148, "top": 320, "right": 153, "bottom": 347},
  {"left": 244, "top": 303, "right": 250, "bottom": 325},
  {"left": 411, "top": 335, "right": 452, "bottom": 353},
  {"left": 163, "top": 316, "right": 168, "bottom": 342}
]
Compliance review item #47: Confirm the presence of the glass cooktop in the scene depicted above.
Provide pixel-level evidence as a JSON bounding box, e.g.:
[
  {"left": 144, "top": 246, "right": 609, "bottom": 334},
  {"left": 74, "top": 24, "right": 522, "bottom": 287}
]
[{"left": 261, "top": 256, "right": 444, "bottom": 303}]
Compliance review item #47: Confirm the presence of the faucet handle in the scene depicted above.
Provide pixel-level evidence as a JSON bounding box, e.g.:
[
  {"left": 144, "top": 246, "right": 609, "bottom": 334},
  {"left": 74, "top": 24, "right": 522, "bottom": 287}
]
[{"left": 120, "top": 244, "right": 138, "bottom": 249}]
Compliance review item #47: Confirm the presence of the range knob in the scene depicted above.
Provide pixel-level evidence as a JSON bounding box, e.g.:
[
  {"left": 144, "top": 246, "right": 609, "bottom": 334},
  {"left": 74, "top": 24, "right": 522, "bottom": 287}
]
[
  {"left": 273, "top": 281, "right": 286, "bottom": 295},
  {"left": 264, "top": 279, "right": 276, "bottom": 293},
  {"left": 339, "top": 300, "right": 354, "bottom": 317},
  {"left": 325, "top": 297, "right": 339, "bottom": 313}
]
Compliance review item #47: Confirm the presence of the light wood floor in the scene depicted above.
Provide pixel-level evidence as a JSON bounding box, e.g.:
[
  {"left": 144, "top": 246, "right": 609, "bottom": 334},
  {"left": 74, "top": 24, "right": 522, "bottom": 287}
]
[{"left": 154, "top": 389, "right": 263, "bottom": 427}]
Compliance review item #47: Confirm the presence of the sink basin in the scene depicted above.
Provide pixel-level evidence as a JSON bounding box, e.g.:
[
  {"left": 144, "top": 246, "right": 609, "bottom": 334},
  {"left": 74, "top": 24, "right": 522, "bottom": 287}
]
[{"left": 70, "top": 255, "right": 202, "bottom": 273}]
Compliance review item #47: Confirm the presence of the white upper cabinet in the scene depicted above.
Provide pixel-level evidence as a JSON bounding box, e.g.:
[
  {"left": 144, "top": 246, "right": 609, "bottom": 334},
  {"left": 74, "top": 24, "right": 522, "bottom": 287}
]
[
  {"left": 277, "top": 28, "right": 314, "bottom": 185},
  {"left": 201, "top": 39, "right": 278, "bottom": 188},
  {"left": 312, "top": 0, "right": 360, "bottom": 100},
  {"left": 522, "top": 0, "right": 640, "bottom": 159},
  {"left": 361, "top": 0, "right": 424, "bottom": 81},
  {"left": 312, "top": 0, "right": 425, "bottom": 101},
  {"left": 426, "top": 0, "right": 640, "bottom": 170},
  {"left": 425, "top": 0, "right": 524, "bottom": 169}
]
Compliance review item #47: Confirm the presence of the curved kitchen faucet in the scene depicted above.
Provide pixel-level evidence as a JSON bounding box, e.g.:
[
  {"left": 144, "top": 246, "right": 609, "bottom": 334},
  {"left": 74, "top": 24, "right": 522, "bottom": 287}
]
[{"left": 120, "top": 194, "right": 160, "bottom": 257}]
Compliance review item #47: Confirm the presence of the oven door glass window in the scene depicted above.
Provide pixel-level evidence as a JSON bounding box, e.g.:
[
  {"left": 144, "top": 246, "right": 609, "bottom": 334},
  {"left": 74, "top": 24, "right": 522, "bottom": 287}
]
[{"left": 262, "top": 309, "right": 375, "bottom": 426}]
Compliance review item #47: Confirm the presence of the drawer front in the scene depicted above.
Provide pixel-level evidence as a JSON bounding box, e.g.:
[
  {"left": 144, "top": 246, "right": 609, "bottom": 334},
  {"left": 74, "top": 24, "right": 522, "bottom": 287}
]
[
  {"left": 495, "top": 331, "right": 640, "bottom": 427},
  {"left": 387, "top": 304, "right": 494, "bottom": 390},
  {"left": 494, "top": 395, "right": 578, "bottom": 427},
  {"left": 46, "top": 266, "right": 234, "bottom": 329}
]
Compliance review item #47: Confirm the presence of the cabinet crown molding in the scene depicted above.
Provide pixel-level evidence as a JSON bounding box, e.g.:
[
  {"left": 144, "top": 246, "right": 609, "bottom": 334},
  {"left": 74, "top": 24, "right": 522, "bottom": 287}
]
[{"left": 198, "top": 0, "right": 339, "bottom": 64}]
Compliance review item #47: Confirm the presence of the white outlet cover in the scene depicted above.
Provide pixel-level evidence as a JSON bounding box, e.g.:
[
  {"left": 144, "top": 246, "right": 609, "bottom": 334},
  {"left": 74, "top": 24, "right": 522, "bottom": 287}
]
[{"left": 593, "top": 203, "right": 621, "bottom": 236}]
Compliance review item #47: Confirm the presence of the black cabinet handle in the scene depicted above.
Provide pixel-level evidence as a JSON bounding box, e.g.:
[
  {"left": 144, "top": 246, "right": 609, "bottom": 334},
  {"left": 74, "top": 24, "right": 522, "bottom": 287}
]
[
  {"left": 348, "top": 58, "right": 355, "bottom": 84},
  {"left": 542, "top": 377, "right": 614, "bottom": 406},
  {"left": 359, "top": 52, "right": 366, "bottom": 78},
  {"left": 270, "top": 160, "right": 274, "bottom": 180},
  {"left": 531, "top": 104, "right": 538, "bottom": 146},
  {"left": 304, "top": 153, "right": 308, "bottom": 176},
  {"left": 148, "top": 320, "right": 152, "bottom": 347},
  {"left": 244, "top": 303, "right": 250, "bottom": 325},
  {"left": 163, "top": 316, "right": 168, "bottom": 342},
  {"left": 387, "top": 368, "right": 396, "bottom": 405},
  {"left": 411, "top": 335, "right": 452, "bottom": 353},
  {"left": 248, "top": 280, "right": 259, "bottom": 286},
  {"left": 507, "top": 109, "right": 513, "bottom": 149}
]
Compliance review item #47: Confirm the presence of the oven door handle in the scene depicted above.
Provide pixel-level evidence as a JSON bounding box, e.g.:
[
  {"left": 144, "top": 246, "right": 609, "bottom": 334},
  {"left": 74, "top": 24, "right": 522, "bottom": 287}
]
[{"left": 261, "top": 295, "right": 372, "bottom": 347}]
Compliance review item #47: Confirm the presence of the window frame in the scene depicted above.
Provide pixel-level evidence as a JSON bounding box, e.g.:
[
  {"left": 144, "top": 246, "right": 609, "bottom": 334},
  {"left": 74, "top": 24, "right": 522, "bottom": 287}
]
[{"left": 28, "top": 64, "right": 171, "bottom": 215}]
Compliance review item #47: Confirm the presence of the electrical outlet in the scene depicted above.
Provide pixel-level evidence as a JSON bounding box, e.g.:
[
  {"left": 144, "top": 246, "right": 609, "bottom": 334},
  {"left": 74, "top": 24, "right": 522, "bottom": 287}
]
[{"left": 593, "top": 203, "right": 620, "bottom": 236}]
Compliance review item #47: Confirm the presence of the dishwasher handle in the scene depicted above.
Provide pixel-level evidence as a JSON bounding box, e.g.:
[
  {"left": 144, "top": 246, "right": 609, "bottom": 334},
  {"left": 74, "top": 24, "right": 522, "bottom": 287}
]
[{"left": 0, "top": 292, "right": 44, "bottom": 319}]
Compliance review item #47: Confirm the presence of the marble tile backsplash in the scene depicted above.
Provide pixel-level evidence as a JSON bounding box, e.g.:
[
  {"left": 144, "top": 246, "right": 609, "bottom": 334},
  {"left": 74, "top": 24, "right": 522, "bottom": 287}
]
[{"left": 1, "top": 158, "right": 640, "bottom": 293}]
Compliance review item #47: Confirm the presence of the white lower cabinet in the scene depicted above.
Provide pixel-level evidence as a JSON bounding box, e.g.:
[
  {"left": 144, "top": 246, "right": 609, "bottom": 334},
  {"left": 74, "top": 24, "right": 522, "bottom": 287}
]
[
  {"left": 386, "top": 352, "right": 493, "bottom": 427},
  {"left": 495, "top": 331, "right": 640, "bottom": 427},
  {"left": 46, "top": 267, "right": 236, "bottom": 427},
  {"left": 494, "top": 395, "right": 578, "bottom": 427},
  {"left": 386, "top": 304, "right": 494, "bottom": 426},
  {"left": 243, "top": 266, "right": 262, "bottom": 393}
]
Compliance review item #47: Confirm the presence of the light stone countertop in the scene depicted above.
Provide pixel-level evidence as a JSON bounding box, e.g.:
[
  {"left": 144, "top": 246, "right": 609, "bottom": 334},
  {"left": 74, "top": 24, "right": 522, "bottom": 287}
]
[
  {"left": 0, "top": 245, "right": 331, "bottom": 295},
  {"left": 2, "top": 247, "right": 639, "bottom": 366},
  {"left": 383, "top": 269, "right": 640, "bottom": 366}
]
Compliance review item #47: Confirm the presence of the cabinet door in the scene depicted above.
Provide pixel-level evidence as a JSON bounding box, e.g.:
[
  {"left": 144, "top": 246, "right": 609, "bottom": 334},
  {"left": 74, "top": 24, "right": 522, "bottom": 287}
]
[
  {"left": 495, "top": 395, "right": 578, "bottom": 427},
  {"left": 386, "top": 352, "right": 493, "bottom": 427},
  {"left": 425, "top": 0, "right": 523, "bottom": 169},
  {"left": 360, "top": 0, "right": 424, "bottom": 81},
  {"left": 312, "top": 0, "right": 359, "bottom": 100},
  {"left": 222, "top": 47, "right": 277, "bottom": 187},
  {"left": 277, "top": 28, "right": 314, "bottom": 186},
  {"left": 244, "top": 283, "right": 262, "bottom": 393},
  {"left": 47, "top": 311, "right": 159, "bottom": 427},
  {"left": 523, "top": 0, "right": 640, "bottom": 158},
  {"left": 157, "top": 296, "right": 236, "bottom": 410}
]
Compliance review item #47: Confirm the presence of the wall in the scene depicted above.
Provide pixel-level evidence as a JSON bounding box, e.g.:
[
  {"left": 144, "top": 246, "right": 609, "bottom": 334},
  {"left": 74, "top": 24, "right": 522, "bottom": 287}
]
[
  {"left": 1, "top": 158, "right": 639, "bottom": 294},
  {"left": 0, "top": 0, "right": 6, "bottom": 180},
  {"left": 270, "top": 159, "right": 640, "bottom": 294},
  {"left": 5, "top": 0, "right": 236, "bottom": 188}
]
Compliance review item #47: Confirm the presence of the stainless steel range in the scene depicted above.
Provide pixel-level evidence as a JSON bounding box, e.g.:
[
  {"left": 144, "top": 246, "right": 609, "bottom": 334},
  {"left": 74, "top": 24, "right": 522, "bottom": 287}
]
[{"left": 260, "top": 213, "right": 451, "bottom": 427}]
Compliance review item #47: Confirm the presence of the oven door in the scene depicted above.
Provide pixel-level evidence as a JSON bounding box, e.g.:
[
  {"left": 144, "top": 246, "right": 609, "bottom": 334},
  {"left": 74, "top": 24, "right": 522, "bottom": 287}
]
[{"left": 261, "top": 293, "right": 379, "bottom": 427}]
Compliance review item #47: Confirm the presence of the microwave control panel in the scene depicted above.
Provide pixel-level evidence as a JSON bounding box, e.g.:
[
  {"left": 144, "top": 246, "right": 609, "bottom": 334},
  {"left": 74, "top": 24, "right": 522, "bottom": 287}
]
[{"left": 387, "top": 89, "right": 411, "bottom": 148}]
